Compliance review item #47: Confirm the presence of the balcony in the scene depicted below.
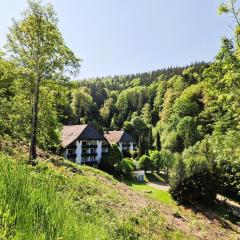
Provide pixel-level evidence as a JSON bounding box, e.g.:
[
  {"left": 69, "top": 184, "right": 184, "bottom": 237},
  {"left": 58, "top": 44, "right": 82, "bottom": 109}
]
[
  {"left": 81, "top": 160, "right": 98, "bottom": 166},
  {"left": 122, "top": 150, "right": 131, "bottom": 157},
  {"left": 102, "top": 152, "right": 109, "bottom": 156},
  {"left": 122, "top": 144, "right": 131, "bottom": 147},
  {"left": 82, "top": 144, "right": 97, "bottom": 148},
  {"left": 67, "top": 153, "right": 77, "bottom": 162},
  {"left": 81, "top": 152, "right": 97, "bottom": 157}
]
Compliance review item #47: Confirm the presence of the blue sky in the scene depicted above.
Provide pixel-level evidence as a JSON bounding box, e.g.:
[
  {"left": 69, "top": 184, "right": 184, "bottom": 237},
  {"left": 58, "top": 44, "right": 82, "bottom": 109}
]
[{"left": 0, "top": 0, "right": 232, "bottom": 79}]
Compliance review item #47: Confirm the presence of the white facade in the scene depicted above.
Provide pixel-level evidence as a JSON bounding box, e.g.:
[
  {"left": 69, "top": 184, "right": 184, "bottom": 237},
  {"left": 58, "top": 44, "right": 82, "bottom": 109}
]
[
  {"left": 76, "top": 140, "right": 82, "bottom": 164},
  {"left": 96, "top": 140, "right": 102, "bottom": 163},
  {"left": 132, "top": 170, "right": 145, "bottom": 182},
  {"left": 118, "top": 141, "right": 136, "bottom": 155},
  {"left": 64, "top": 140, "right": 105, "bottom": 165},
  {"left": 118, "top": 142, "right": 123, "bottom": 153}
]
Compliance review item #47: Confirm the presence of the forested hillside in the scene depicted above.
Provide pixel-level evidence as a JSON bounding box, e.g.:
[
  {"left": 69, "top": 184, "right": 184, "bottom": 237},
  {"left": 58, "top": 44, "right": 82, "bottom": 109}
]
[
  {"left": 0, "top": 0, "right": 240, "bottom": 239},
  {"left": 0, "top": 0, "right": 239, "bottom": 208}
]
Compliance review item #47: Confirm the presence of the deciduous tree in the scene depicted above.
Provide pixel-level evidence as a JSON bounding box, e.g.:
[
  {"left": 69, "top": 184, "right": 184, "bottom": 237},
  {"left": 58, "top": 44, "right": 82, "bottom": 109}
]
[{"left": 5, "top": 0, "right": 80, "bottom": 161}]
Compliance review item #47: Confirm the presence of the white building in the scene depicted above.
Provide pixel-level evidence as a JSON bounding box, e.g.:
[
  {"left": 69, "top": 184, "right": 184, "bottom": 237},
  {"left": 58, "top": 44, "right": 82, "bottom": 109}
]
[
  {"left": 61, "top": 124, "right": 109, "bottom": 165},
  {"left": 132, "top": 170, "right": 145, "bottom": 182},
  {"left": 104, "top": 131, "right": 137, "bottom": 156}
]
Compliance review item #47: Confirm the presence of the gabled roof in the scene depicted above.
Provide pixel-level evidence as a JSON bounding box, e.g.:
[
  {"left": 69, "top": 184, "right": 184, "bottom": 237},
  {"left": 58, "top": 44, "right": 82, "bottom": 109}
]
[
  {"left": 61, "top": 124, "right": 105, "bottom": 148},
  {"left": 104, "top": 131, "right": 135, "bottom": 144}
]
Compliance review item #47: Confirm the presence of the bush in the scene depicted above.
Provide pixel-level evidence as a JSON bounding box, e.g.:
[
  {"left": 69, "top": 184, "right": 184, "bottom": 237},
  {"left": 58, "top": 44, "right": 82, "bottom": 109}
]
[
  {"left": 139, "top": 155, "right": 153, "bottom": 172},
  {"left": 211, "top": 131, "right": 240, "bottom": 200},
  {"left": 99, "top": 143, "right": 122, "bottom": 173},
  {"left": 149, "top": 150, "right": 163, "bottom": 173},
  {"left": 160, "top": 149, "right": 174, "bottom": 178},
  {"left": 170, "top": 155, "right": 217, "bottom": 205},
  {"left": 129, "top": 150, "right": 139, "bottom": 159},
  {"left": 119, "top": 158, "right": 135, "bottom": 177}
]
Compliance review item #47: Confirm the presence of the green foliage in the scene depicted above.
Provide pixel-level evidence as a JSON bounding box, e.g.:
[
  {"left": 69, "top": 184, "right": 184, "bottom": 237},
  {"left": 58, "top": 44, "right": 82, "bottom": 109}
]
[
  {"left": 0, "top": 0, "right": 239, "bottom": 209},
  {"left": 176, "top": 116, "right": 199, "bottom": 147},
  {"left": 1, "top": 153, "right": 184, "bottom": 240},
  {"left": 141, "top": 103, "right": 152, "bottom": 125},
  {"left": 100, "top": 98, "right": 116, "bottom": 130},
  {"left": 218, "top": 3, "right": 229, "bottom": 14},
  {"left": 149, "top": 150, "right": 163, "bottom": 173},
  {"left": 0, "top": 154, "right": 115, "bottom": 239},
  {"left": 100, "top": 144, "right": 122, "bottom": 172},
  {"left": 170, "top": 150, "right": 217, "bottom": 205},
  {"left": 139, "top": 155, "right": 153, "bottom": 172},
  {"left": 119, "top": 158, "right": 135, "bottom": 177},
  {"left": 71, "top": 87, "right": 94, "bottom": 124},
  {"left": 3, "top": 0, "right": 80, "bottom": 157},
  {"left": 211, "top": 131, "right": 240, "bottom": 199}
]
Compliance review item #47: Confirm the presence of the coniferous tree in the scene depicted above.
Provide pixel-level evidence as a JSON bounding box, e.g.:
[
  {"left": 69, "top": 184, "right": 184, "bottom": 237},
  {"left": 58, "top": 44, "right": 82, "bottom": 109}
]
[
  {"left": 148, "top": 126, "right": 154, "bottom": 150},
  {"left": 156, "top": 132, "right": 161, "bottom": 151}
]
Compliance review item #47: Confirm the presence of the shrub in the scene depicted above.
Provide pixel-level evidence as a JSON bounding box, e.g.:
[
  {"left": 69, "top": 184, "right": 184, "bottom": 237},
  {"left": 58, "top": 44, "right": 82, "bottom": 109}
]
[
  {"left": 99, "top": 143, "right": 122, "bottom": 173},
  {"left": 129, "top": 150, "right": 139, "bottom": 159},
  {"left": 170, "top": 155, "right": 217, "bottom": 205},
  {"left": 139, "top": 155, "right": 153, "bottom": 172},
  {"left": 161, "top": 149, "right": 174, "bottom": 178},
  {"left": 119, "top": 158, "right": 135, "bottom": 177},
  {"left": 149, "top": 150, "right": 163, "bottom": 173},
  {"left": 211, "top": 131, "right": 240, "bottom": 200}
]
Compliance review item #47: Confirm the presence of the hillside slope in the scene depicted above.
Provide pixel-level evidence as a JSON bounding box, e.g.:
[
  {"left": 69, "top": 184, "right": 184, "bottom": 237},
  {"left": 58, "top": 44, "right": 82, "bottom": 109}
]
[{"left": 0, "top": 141, "right": 238, "bottom": 239}]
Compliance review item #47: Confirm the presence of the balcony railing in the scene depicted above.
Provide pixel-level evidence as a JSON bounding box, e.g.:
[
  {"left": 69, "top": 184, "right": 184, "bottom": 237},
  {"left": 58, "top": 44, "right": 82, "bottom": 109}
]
[
  {"left": 102, "top": 152, "right": 109, "bottom": 156},
  {"left": 81, "top": 152, "right": 97, "bottom": 157},
  {"left": 82, "top": 144, "right": 97, "bottom": 148},
  {"left": 67, "top": 153, "right": 77, "bottom": 158},
  {"left": 81, "top": 159, "right": 98, "bottom": 164}
]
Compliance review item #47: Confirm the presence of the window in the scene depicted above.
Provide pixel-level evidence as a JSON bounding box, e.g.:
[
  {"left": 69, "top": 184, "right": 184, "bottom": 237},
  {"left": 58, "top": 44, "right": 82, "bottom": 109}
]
[
  {"left": 68, "top": 149, "right": 74, "bottom": 155},
  {"left": 90, "top": 149, "right": 95, "bottom": 154}
]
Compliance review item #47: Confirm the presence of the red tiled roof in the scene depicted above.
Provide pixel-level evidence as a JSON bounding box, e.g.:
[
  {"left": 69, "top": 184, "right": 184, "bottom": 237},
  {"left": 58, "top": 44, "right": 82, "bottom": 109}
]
[
  {"left": 61, "top": 124, "right": 107, "bottom": 148},
  {"left": 61, "top": 125, "right": 87, "bottom": 148},
  {"left": 104, "top": 131, "right": 124, "bottom": 144},
  {"left": 104, "top": 131, "right": 135, "bottom": 144}
]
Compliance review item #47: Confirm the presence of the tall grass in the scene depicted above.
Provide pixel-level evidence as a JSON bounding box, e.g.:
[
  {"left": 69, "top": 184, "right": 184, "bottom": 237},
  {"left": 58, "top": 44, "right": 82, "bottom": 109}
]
[
  {"left": 0, "top": 154, "right": 120, "bottom": 239},
  {"left": 0, "top": 153, "right": 186, "bottom": 240},
  {"left": 0, "top": 154, "right": 73, "bottom": 239}
]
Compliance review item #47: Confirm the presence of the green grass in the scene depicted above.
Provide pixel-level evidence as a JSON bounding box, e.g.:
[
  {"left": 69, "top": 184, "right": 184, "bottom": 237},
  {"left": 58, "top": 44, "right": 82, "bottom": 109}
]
[
  {"left": 145, "top": 172, "right": 168, "bottom": 183},
  {"left": 0, "top": 153, "right": 188, "bottom": 240},
  {"left": 0, "top": 150, "right": 237, "bottom": 240},
  {"left": 0, "top": 153, "right": 122, "bottom": 239},
  {"left": 124, "top": 179, "right": 175, "bottom": 206}
]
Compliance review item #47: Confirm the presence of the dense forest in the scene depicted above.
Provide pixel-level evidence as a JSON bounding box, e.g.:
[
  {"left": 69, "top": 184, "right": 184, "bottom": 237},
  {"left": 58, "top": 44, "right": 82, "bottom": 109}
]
[{"left": 0, "top": 0, "right": 239, "bottom": 206}]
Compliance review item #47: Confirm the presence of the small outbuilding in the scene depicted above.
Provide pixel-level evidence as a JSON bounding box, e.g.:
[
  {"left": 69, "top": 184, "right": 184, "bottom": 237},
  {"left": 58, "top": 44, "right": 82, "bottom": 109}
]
[{"left": 132, "top": 170, "right": 145, "bottom": 182}]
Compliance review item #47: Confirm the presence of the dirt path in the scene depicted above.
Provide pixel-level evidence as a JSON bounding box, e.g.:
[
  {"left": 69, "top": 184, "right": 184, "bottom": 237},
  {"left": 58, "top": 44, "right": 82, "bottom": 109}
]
[{"left": 146, "top": 181, "right": 170, "bottom": 191}]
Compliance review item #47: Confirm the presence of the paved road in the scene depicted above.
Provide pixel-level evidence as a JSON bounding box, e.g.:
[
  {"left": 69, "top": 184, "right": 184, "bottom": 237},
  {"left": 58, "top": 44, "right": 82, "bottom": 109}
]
[{"left": 146, "top": 181, "right": 170, "bottom": 191}]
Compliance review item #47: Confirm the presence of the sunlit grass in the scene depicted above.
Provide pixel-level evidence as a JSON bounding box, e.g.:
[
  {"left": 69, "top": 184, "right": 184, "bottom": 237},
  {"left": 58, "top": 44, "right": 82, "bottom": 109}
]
[
  {"left": 0, "top": 153, "right": 130, "bottom": 239},
  {"left": 124, "top": 179, "right": 175, "bottom": 206}
]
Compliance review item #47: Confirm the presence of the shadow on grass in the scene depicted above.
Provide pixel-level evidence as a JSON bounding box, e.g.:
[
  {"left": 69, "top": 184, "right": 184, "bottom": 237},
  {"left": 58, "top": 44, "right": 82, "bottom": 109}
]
[
  {"left": 183, "top": 201, "right": 240, "bottom": 233},
  {"left": 119, "top": 174, "right": 239, "bottom": 233},
  {"left": 122, "top": 178, "right": 147, "bottom": 187},
  {"left": 146, "top": 172, "right": 169, "bottom": 185}
]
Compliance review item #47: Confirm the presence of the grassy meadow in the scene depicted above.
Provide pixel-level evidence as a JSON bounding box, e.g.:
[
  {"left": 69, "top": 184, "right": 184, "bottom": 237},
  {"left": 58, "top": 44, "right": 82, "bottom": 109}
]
[{"left": 0, "top": 153, "right": 190, "bottom": 240}]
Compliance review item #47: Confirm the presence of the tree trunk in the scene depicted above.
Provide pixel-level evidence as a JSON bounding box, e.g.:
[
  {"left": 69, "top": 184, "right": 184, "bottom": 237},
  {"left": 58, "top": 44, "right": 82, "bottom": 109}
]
[{"left": 29, "top": 78, "right": 40, "bottom": 162}]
